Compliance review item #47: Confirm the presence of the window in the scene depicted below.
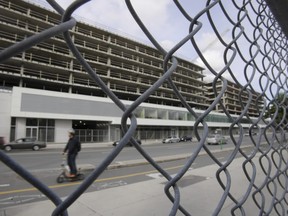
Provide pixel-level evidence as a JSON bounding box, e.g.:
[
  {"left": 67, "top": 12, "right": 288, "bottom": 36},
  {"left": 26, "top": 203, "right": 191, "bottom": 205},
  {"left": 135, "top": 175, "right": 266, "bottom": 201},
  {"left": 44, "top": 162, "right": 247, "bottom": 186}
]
[
  {"left": 26, "top": 118, "right": 37, "bottom": 126},
  {"left": 25, "top": 118, "right": 55, "bottom": 142},
  {"left": 10, "top": 117, "right": 16, "bottom": 141}
]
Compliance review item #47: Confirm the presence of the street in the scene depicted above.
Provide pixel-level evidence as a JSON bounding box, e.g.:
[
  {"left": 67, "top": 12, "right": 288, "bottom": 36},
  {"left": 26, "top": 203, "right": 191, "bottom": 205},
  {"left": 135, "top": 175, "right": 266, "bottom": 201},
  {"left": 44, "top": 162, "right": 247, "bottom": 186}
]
[
  {"left": 0, "top": 139, "right": 256, "bottom": 208},
  {"left": 0, "top": 141, "right": 221, "bottom": 172}
]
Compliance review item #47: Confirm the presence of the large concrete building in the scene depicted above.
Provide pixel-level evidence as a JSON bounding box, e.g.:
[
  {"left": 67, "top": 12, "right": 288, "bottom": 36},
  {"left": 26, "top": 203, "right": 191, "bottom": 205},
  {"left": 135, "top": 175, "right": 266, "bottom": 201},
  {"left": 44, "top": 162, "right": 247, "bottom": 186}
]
[
  {"left": 0, "top": 0, "right": 263, "bottom": 144},
  {"left": 206, "top": 80, "right": 265, "bottom": 118}
]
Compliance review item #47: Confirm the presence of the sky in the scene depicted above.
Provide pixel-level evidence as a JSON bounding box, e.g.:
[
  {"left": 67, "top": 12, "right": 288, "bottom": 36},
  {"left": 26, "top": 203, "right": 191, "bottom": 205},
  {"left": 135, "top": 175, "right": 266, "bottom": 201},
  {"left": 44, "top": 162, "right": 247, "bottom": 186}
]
[{"left": 29, "top": 0, "right": 280, "bottom": 98}]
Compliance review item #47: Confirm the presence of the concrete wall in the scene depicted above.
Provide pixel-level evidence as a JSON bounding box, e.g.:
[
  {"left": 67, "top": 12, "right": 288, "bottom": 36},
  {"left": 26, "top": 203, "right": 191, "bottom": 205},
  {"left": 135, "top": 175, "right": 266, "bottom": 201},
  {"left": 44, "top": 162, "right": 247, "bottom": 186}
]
[
  {"left": 15, "top": 118, "right": 26, "bottom": 139},
  {"left": 0, "top": 90, "right": 12, "bottom": 141},
  {"left": 3, "top": 87, "right": 258, "bottom": 143},
  {"left": 55, "top": 119, "right": 72, "bottom": 143}
]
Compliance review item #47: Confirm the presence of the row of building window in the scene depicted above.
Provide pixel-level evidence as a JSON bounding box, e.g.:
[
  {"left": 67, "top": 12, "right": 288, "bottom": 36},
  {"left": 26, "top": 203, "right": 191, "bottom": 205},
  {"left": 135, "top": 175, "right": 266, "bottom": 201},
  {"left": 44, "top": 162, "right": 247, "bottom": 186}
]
[
  {"left": 0, "top": 0, "right": 264, "bottom": 117},
  {"left": 10, "top": 118, "right": 55, "bottom": 142},
  {"left": 1, "top": 0, "right": 201, "bottom": 73}
]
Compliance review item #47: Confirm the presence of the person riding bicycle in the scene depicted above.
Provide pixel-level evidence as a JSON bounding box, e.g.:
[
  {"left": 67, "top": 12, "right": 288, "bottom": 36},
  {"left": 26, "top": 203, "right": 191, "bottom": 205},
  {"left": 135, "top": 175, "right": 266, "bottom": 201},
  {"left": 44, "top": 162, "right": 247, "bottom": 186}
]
[{"left": 62, "top": 129, "right": 81, "bottom": 178}]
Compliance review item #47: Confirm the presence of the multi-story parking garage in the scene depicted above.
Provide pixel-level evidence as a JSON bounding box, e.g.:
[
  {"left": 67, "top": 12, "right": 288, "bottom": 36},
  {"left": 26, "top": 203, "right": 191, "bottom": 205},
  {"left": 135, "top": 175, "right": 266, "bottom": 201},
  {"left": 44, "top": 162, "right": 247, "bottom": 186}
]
[
  {"left": 0, "top": 0, "right": 264, "bottom": 144},
  {"left": 206, "top": 80, "right": 265, "bottom": 117}
]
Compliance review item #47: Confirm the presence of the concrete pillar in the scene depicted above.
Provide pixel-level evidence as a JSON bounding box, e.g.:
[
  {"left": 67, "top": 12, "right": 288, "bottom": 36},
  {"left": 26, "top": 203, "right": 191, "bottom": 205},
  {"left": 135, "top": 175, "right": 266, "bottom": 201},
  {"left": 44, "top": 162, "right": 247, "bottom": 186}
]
[{"left": 15, "top": 118, "right": 26, "bottom": 139}]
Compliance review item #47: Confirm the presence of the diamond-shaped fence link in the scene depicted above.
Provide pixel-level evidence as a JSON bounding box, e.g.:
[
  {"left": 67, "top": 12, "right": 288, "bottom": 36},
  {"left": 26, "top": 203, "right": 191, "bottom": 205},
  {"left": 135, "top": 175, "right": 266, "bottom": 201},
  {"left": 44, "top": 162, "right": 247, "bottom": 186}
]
[{"left": 0, "top": 0, "right": 288, "bottom": 215}]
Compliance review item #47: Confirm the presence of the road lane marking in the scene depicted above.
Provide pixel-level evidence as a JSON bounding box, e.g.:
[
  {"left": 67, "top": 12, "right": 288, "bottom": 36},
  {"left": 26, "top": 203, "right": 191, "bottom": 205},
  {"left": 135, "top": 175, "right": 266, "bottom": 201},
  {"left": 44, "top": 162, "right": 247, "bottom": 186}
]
[
  {"left": 0, "top": 184, "right": 10, "bottom": 187},
  {"left": 147, "top": 168, "right": 193, "bottom": 179},
  {"left": 0, "top": 195, "right": 45, "bottom": 205},
  {"left": 146, "top": 173, "right": 163, "bottom": 179},
  {"left": 92, "top": 180, "right": 127, "bottom": 190},
  {"left": 0, "top": 164, "right": 191, "bottom": 195}
]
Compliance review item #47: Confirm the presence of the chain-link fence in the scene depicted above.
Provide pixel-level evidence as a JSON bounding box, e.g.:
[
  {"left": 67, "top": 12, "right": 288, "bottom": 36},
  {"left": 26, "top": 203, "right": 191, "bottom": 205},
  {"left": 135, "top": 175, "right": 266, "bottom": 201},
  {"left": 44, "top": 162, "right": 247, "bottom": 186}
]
[{"left": 0, "top": 0, "right": 288, "bottom": 215}]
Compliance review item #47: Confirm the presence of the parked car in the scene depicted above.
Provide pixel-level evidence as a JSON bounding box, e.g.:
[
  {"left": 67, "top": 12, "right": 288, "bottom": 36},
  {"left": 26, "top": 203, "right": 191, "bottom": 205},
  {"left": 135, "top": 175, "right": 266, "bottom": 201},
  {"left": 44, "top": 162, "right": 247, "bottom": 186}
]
[
  {"left": 206, "top": 134, "right": 227, "bottom": 145},
  {"left": 112, "top": 139, "right": 142, "bottom": 147},
  {"left": 244, "top": 132, "right": 257, "bottom": 136},
  {"left": 162, "top": 136, "right": 180, "bottom": 143},
  {"left": 0, "top": 138, "right": 46, "bottom": 152},
  {"left": 180, "top": 136, "right": 193, "bottom": 142}
]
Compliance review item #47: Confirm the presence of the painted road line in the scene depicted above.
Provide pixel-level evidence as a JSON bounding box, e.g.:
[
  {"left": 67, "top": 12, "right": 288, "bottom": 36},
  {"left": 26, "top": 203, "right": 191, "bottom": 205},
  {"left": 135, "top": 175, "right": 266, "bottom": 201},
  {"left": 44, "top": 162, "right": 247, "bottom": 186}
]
[
  {"left": 146, "top": 168, "right": 193, "bottom": 179},
  {"left": 92, "top": 180, "right": 128, "bottom": 190},
  {"left": 0, "top": 195, "right": 45, "bottom": 205},
  {"left": 0, "top": 164, "right": 191, "bottom": 195}
]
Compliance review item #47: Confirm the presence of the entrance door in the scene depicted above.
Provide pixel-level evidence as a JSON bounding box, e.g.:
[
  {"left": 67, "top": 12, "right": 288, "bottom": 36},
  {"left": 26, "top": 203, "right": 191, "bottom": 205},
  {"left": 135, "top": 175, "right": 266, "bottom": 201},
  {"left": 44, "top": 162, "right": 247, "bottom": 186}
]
[
  {"left": 171, "top": 128, "right": 177, "bottom": 137},
  {"left": 26, "top": 127, "right": 38, "bottom": 139}
]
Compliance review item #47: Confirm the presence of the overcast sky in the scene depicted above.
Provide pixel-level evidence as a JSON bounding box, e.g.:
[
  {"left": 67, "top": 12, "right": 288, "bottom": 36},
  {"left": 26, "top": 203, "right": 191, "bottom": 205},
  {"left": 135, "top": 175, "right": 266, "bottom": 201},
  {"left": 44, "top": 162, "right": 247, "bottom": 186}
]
[{"left": 30, "top": 0, "right": 272, "bottom": 96}]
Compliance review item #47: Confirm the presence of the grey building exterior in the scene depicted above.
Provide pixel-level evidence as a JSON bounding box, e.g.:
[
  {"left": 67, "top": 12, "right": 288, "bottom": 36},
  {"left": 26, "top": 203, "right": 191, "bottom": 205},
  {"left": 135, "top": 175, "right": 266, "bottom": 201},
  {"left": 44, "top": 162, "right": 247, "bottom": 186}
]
[
  {"left": 0, "top": 0, "right": 263, "bottom": 144},
  {"left": 205, "top": 80, "right": 265, "bottom": 118}
]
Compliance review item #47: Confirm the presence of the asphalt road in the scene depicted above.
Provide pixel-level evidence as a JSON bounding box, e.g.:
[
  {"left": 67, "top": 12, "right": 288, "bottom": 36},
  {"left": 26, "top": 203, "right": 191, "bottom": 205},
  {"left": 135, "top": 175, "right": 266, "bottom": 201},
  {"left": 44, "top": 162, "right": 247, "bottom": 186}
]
[
  {"left": 1, "top": 141, "right": 207, "bottom": 172},
  {"left": 0, "top": 139, "right": 257, "bottom": 208},
  {"left": 0, "top": 138, "right": 256, "bottom": 173}
]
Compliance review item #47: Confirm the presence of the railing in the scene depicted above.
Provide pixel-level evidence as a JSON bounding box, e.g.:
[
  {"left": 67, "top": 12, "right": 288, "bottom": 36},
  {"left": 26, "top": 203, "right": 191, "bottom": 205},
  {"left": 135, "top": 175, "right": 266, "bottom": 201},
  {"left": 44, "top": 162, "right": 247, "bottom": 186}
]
[{"left": 0, "top": 0, "right": 287, "bottom": 216}]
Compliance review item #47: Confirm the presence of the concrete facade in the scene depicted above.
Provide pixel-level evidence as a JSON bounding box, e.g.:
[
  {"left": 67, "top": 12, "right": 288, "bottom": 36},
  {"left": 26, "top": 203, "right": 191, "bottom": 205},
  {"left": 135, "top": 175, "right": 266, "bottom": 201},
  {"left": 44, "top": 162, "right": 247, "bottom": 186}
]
[
  {"left": 206, "top": 80, "right": 265, "bottom": 117},
  {"left": 0, "top": 89, "right": 12, "bottom": 140},
  {"left": 0, "top": 1, "right": 263, "bottom": 143},
  {"left": 0, "top": 87, "right": 256, "bottom": 143}
]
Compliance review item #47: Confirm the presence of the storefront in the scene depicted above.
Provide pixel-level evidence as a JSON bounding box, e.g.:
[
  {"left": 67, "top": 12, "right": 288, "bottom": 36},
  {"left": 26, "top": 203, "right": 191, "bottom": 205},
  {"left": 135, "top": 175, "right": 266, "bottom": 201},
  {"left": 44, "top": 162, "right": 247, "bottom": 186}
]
[{"left": 0, "top": 87, "right": 258, "bottom": 144}]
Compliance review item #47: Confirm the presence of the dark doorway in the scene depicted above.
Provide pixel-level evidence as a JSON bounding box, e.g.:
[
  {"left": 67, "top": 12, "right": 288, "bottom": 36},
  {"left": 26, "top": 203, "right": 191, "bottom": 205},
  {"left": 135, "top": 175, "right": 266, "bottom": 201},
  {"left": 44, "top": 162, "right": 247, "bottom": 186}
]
[
  {"left": 72, "top": 120, "right": 109, "bottom": 143},
  {"left": 72, "top": 120, "right": 97, "bottom": 129}
]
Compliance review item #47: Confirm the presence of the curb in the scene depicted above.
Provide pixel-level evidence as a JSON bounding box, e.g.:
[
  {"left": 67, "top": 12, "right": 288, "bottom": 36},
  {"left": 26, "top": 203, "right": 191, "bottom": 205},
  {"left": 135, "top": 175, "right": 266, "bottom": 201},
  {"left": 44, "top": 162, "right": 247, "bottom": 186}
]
[{"left": 80, "top": 144, "right": 254, "bottom": 171}]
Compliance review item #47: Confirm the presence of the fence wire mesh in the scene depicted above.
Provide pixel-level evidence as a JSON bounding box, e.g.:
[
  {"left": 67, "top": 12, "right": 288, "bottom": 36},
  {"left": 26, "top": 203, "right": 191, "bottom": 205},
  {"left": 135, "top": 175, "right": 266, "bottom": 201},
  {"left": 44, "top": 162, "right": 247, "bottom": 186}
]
[{"left": 0, "top": 0, "right": 288, "bottom": 215}]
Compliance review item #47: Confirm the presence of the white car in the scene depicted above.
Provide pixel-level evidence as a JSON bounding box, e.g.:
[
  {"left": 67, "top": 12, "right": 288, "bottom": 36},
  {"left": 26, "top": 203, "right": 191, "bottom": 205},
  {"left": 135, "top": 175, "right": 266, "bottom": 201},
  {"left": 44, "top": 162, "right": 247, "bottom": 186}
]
[
  {"left": 162, "top": 136, "right": 180, "bottom": 143},
  {"left": 206, "top": 134, "right": 227, "bottom": 145}
]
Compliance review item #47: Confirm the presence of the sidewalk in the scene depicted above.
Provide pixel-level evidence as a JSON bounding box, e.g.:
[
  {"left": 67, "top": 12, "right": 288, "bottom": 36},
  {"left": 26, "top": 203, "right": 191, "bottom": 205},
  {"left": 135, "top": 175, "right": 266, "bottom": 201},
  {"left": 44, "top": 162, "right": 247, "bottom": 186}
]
[{"left": 1, "top": 154, "right": 266, "bottom": 216}]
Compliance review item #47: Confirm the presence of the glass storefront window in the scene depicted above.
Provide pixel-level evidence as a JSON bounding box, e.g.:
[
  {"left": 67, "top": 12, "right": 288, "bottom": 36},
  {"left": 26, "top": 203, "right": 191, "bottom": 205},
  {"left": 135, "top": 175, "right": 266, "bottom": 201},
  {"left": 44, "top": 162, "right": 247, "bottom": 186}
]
[
  {"left": 26, "top": 118, "right": 38, "bottom": 126},
  {"left": 48, "top": 119, "right": 55, "bottom": 126},
  {"left": 86, "top": 129, "right": 92, "bottom": 142},
  {"left": 47, "top": 128, "right": 55, "bottom": 142},
  {"left": 11, "top": 117, "right": 16, "bottom": 125},
  {"left": 10, "top": 127, "right": 15, "bottom": 141},
  {"left": 25, "top": 118, "right": 55, "bottom": 142},
  {"left": 38, "top": 127, "right": 46, "bottom": 141},
  {"left": 26, "top": 127, "right": 37, "bottom": 138},
  {"left": 39, "top": 119, "right": 47, "bottom": 126},
  {"left": 10, "top": 117, "right": 16, "bottom": 141}
]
